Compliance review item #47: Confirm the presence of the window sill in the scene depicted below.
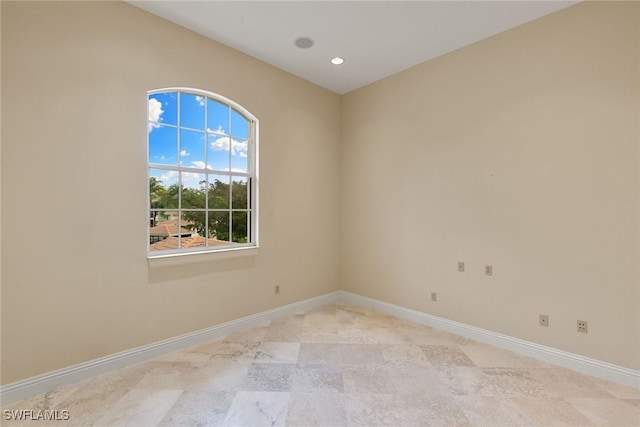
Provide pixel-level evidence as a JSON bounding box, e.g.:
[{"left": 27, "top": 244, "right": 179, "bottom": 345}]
[{"left": 147, "top": 246, "right": 259, "bottom": 268}]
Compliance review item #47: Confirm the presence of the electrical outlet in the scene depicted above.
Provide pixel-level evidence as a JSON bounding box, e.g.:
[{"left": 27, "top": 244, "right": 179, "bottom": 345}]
[
  {"left": 431, "top": 292, "right": 438, "bottom": 302},
  {"left": 539, "top": 314, "right": 549, "bottom": 327},
  {"left": 458, "top": 262, "right": 465, "bottom": 272},
  {"left": 485, "top": 265, "right": 493, "bottom": 276},
  {"left": 275, "top": 285, "right": 280, "bottom": 295},
  {"left": 577, "top": 320, "right": 588, "bottom": 333}
]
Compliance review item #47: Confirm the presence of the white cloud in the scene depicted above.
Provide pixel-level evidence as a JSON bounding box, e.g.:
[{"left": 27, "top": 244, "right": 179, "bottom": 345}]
[
  {"left": 148, "top": 98, "right": 164, "bottom": 132},
  {"left": 195, "top": 95, "right": 205, "bottom": 107},
  {"left": 152, "top": 169, "right": 178, "bottom": 186},
  {"left": 189, "top": 160, "right": 215, "bottom": 172},
  {"left": 210, "top": 135, "right": 248, "bottom": 158},
  {"left": 180, "top": 150, "right": 190, "bottom": 157},
  {"left": 182, "top": 171, "right": 205, "bottom": 189},
  {"left": 153, "top": 167, "right": 203, "bottom": 190},
  {"left": 207, "top": 126, "right": 228, "bottom": 136}
]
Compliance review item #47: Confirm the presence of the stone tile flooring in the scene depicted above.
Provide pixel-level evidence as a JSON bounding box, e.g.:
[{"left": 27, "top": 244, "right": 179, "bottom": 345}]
[{"left": 3, "top": 301, "right": 640, "bottom": 426}]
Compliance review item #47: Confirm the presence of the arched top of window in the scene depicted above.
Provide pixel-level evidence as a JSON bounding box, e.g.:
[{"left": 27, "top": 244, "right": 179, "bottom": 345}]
[{"left": 148, "top": 87, "right": 258, "bottom": 133}]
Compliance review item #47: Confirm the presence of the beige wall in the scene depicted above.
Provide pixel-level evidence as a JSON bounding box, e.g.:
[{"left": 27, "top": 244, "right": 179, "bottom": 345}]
[
  {"left": 341, "top": 1, "right": 639, "bottom": 370},
  {"left": 1, "top": 1, "right": 341, "bottom": 384},
  {"left": 2, "top": 0, "right": 639, "bottom": 385}
]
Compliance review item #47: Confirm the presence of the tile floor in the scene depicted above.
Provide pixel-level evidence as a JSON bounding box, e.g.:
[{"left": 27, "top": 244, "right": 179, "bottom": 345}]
[{"left": 3, "top": 301, "right": 640, "bottom": 426}]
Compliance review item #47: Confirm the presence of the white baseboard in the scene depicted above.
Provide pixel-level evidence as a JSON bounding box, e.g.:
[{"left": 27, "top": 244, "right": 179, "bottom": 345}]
[
  {"left": 3, "top": 289, "right": 638, "bottom": 406},
  {"left": 338, "top": 291, "right": 640, "bottom": 390},
  {"left": 0, "top": 291, "right": 340, "bottom": 405}
]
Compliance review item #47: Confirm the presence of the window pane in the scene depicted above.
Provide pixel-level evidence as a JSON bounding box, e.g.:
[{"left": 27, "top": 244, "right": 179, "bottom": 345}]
[
  {"left": 208, "top": 99, "right": 229, "bottom": 135},
  {"left": 149, "top": 92, "right": 177, "bottom": 126},
  {"left": 149, "top": 168, "right": 178, "bottom": 209},
  {"left": 231, "top": 109, "right": 249, "bottom": 139},
  {"left": 149, "top": 210, "right": 159, "bottom": 228},
  {"left": 149, "top": 209, "right": 186, "bottom": 251},
  {"left": 208, "top": 211, "right": 230, "bottom": 242},
  {"left": 180, "top": 129, "right": 206, "bottom": 168},
  {"left": 180, "top": 93, "right": 205, "bottom": 130},
  {"left": 208, "top": 134, "right": 230, "bottom": 171},
  {"left": 230, "top": 138, "right": 248, "bottom": 173},
  {"left": 207, "top": 237, "right": 232, "bottom": 248},
  {"left": 181, "top": 211, "right": 205, "bottom": 246},
  {"left": 207, "top": 175, "right": 229, "bottom": 209},
  {"left": 232, "top": 211, "right": 249, "bottom": 243},
  {"left": 149, "top": 235, "right": 172, "bottom": 252},
  {"left": 181, "top": 172, "right": 206, "bottom": 209},
  {"left": 231, "top": 177, "right": 248, "bottom": 209},
  {"left": 149, "top": 125, "right": 177, "bottom": 165}
]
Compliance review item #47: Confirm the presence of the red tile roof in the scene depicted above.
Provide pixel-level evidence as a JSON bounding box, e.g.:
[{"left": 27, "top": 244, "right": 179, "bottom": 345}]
[
  {"left": 149, "top": 223, "right": 193, "bottom": 237},
  {"left": 149, "top": 217, "right": 197, "bottom": 237},
  {"left": 149, "top": 236, "right": 230, "bottom": 251}
]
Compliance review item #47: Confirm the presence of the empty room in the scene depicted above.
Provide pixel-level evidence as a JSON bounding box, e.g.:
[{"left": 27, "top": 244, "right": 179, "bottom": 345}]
[{"left": 1, "top": 0, "right": 639, "bottom": 425}]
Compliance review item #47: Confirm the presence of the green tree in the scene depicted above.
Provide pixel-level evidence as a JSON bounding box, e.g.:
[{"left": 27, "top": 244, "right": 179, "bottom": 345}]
[
  {"left": 150, "top": 177, "right": 249, "bottom": 242},
  {"left": 161, "top": 183, "right": 180, "bottom": 209},
  {"left": 149, "top": 177, "right": 167, "bottom": 226},
  {"left": 205, "top": 179, "right": 249, "bottom": 242}
]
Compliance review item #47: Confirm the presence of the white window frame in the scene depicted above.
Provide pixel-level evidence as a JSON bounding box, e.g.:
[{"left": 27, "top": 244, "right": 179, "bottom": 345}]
[{"left": 147, "top": 87, "right": 259, "bottom": 262}]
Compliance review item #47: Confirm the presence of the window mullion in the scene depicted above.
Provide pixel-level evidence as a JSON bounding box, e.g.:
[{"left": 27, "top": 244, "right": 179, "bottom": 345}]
[
  {"left": 228, "top": 106, "right": 233, "bottom": 243},
  {"left": 204, "top": 96, "right": 209, "bottom": 246},
  {"left": 148, "top": 164, "right": 228, "bottom": 175},
  {"left": 177, "top": 91, "right": 182, "bottom": 250},
  {"left": 147, "top": 95, "right": 151, "bottom": 252}
]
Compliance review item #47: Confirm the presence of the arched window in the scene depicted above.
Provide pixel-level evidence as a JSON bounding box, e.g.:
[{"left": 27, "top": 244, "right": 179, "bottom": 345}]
[{"left": 147, "top": 88, "right": 258, "bottom": 255}]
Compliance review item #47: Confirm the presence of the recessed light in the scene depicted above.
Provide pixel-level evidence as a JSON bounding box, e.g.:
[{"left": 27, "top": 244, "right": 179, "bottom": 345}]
[
  {"left": 294, "top": 37, "right": 314, "bottom": 49},
  {"left": 330, "top": 57, "right": 345, "bottom": 65}
]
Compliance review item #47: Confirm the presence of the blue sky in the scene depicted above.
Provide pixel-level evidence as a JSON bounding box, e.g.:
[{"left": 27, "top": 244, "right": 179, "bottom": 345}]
[{"left": 148, "top": 91, "right": 250, "bottom": 189}]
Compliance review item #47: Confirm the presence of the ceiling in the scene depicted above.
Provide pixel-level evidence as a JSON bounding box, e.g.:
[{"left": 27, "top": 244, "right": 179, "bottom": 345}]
[{"left": 128, "top": 1, "right": 579, "bottom": 95}]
